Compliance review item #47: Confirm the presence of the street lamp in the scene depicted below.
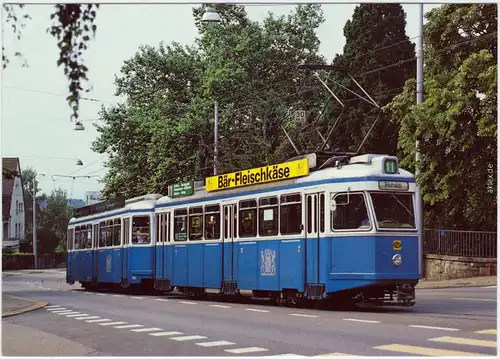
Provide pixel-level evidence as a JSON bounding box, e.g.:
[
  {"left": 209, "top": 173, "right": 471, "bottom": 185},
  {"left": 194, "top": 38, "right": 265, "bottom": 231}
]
[
  {"left": 74, "top": 121, "right": 85, "bottom": 131},
  {"left": 201, "top": 6, "right": 222, "bottom": 175},
  {"left": 76, "top": 159, "right": 84, "bottom": 166},
  {"left": 201, "top": 6, "right": 222, "bottom": 22}
]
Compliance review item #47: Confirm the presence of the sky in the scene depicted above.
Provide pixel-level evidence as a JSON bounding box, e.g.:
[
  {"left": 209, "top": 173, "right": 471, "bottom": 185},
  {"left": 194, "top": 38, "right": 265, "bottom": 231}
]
[{"left": 2, "top": 3, "right": 440, "bottom": 201}]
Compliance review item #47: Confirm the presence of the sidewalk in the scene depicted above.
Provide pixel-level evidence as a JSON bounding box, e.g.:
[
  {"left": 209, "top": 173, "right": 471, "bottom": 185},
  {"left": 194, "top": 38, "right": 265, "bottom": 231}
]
[
  {"left": 416, "top": 275, "right": 497, "bottom": 289},
  {"left": 2, "top": 293, "right": 47, "bottom": 317},
  {"left": 2, "top": 322, "right": 99, "bottom": 356}
]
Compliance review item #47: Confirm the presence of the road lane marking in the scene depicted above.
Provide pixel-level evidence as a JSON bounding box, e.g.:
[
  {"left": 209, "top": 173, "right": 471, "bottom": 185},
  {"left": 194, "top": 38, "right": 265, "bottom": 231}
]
[
  {"left": 225, "top": 347, "right": 269, "bottom": 354},
  {"left": 58, "top": 311, "right": 80, "bottom": 315},
  {"left": 171, "top": 335, "right": 208, "bottom": 341},
  {"left": 47, "top": 308, "right": 68, "bottom": 312},
  {"left": 76, "top": 316, "right": 99, "bottom": 320},
  {"left": 113, "top": 294, "right": 124, "bottom": 297},
  {"left": 409, "top": 325, "right": 460, "bottom": 331},
  {"left": 154, "top": 298, "right": 169, "bottom": 302},
  {"left": 100, "top": 321, "right": 127, "bottom": 326},
  {"left": 272, "top": 354, "right": 307, "bottom": 357},
  {"left": 245, "top": 308, "right": 270, "bottom": 313},
  {"left": 84, "top": 292, "right": 93, "bottom": 295},
  {"left": 51, "top": 310, "right": 73, "bottom": 314},
  {"left": 209, "top": 304, "right": 231, "bottom": 308},
  {"left": 452, "top": 297, "right": 496, "bottom": 302},
  {"left": 179, "top": 301, "right": 197, "bottom": 305},
  {"left": 130, "top": 296, "right": 144, "bottom": 299},
  {"left": 149, "top": 331, "right": 183, "bottom": 337},
  {"left": 475, "top": 329, "right": 497, "bottom": 335},
  {"left": 66, "top": 314, "right": 90, "bottom": 318},
  {"left": 46, "top": 305, "right": 61, "bottom": 308},
  {"left": 373, "top": 344, "right": 488, "bottom": 356},
  {"left": 196, "top": 340, "right": 235, "bottom": 347},
  {"left": 343, "top": 318, "right": 380, "bottom": 323},
  {"left": 130, "top": 327, "right": 163, "bottom": 333},
  {"left": 114, "top": 324, "right": 144, "bottom": 329},
  {"left": 290, "top": 313, "right": 319, "bottom": 318},
  {"left": 482, "top": 286, "right": 496, "bottom": 288},
  {"left": 86, "top": 319, "right": 111, "bottom": 323},
  {"left": 428, "top": 336, "right": 497, "bottom": 348},
  {"left": 96, "top": 293, "right": 107, "bottom": 296}
]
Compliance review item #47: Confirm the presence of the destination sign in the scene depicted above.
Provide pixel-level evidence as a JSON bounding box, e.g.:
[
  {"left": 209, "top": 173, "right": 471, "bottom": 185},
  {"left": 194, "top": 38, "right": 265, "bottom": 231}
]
[
  {"left": 205, "top": 158, "right": 309, "bottom": 192},
  {"left": 170, "top": 181, "right": 194, "bottom": 198},
  {"left": 378, "top": 181, "right": 409, "bottom": 191}
]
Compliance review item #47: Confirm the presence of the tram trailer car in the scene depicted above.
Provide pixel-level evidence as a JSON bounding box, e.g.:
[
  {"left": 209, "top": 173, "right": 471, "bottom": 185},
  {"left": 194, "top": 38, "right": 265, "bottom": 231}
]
[
  {"left": 153, "top": 154, "right": 422, "bottom": 307},
  {"left": 66, "top": 194, "right": 163, "bottom": 290}
]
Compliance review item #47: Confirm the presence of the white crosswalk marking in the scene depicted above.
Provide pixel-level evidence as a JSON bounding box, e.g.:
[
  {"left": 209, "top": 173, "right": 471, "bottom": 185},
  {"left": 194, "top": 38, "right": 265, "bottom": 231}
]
[
  {"left": 196, "top": 340, "right": 235, "bottom": 347},
  {"left": 171, "top": 335, "right": 207, "bottom": 342},
  {"left": 76, "top": 316, "right": 99, "bottom": 320},
  {"left": 149, "top": 331, "right": 183, "bottom": 337},
  {"left": 374, "top": 343, "right": 489, "bottom": 356},
  {"left": 130, "top": 327, "right": 162, "bottom": 333},
  {"left": 428, "top": 336, "right": 497, "bottom": 348},
  {"left": 114, "top": 324, "right": 143, "bottom": 329},
  {"left": 66, "top": 314, "right": 90, "bottom": 318},
  {"left": 100, "top": 321, "right": 127, "bottom": 326},
  {"left": 225, "top": 347, "right": 269, "bottom": 354},
  {"left": 86, "top": 319, "right": 111, "bottom": 323}
]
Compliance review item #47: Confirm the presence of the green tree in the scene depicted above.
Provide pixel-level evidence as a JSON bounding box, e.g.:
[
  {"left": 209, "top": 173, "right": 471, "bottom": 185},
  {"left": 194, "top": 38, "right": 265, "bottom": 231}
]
[
  {"left": 93, "top": 4, "right": 327, "bottom": 198},
  {"left": 2, "top": 4, "right": 99, "bottom": 119},
  {"left": 38, "top": 188, "right": 72, "bottom": 250},
  {"left": 386, "top": 4, "right": 497, "bottom": 230},
  {"left": 21, "top": 167, "right": 38, "bottom": 232},
  {"left": 320, "top": 4, "right": 416, "bottom": 155}
]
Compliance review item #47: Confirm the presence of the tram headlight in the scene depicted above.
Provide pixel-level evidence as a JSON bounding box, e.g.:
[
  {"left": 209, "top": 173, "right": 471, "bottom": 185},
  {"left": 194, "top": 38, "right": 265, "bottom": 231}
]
[{"left": 392, "top": 254, "right": 402, "bottom": 266}]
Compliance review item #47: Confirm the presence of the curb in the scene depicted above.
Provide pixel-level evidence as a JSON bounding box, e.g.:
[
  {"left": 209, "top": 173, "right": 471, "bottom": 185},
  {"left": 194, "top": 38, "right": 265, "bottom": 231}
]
[
  {"left": 417, "top": 281, "right": 497, "bottom": 290},
  {"left": 2, "top": 295, "right": 48, "bottom": 318}
]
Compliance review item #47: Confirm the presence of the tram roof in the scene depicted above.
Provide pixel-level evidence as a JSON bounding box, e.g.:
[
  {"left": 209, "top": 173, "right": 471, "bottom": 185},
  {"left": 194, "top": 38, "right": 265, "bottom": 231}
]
[{"left": 68, "top": 197, "right": 159, "bottom": 224}]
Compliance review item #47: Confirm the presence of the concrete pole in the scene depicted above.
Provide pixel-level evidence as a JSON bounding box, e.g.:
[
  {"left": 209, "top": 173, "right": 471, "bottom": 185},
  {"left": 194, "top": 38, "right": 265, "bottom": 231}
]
[
  {"left": 214, "top": 101, "right": 220, "bottom": 175},
  {"left": 32, "top": 177, "right": 38, "bottom": 269},
  {"left": 416, "top": 3, "right": 425, "bottom": 278}
]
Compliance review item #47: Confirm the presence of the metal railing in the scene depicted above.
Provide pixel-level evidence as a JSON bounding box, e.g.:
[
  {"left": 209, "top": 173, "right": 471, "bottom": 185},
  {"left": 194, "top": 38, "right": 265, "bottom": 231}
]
[{"left": 423, "top": 229, "right": 497, "bottom": 258}]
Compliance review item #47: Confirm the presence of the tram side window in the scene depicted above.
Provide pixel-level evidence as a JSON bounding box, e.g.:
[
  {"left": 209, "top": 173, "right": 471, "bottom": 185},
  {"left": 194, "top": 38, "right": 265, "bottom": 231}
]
[
  {"left": 99, "top": 222, "right": 106, "bottom": 248},
  {"left": 204, "top": 205, "right": 220, "bottom": 240},
  {"left": 189, "top": 207, "right": 203, "bottom": 241},
  {"left": 173, "top": 209, "right": 188, "bottom": 242},
  {"left": 162, "top": 213, "right": 170, "bottom": 242},
  {"left": 320, "top": 193, "right": 325, "bottom": 233},
  {"left": 280, "top": 194, "right": 302, "bottom": 235},
  {"left": 67, "top": 228, "right": 74, "bottom": 250},
  {"left": 259, "top": 197, "right": 278, "bottom": 237},
  {"left": 86, "top": 224, "right": 92, "bottom": 248},
  {"left": 74, "top": 226, "right": 81, "bottom": 249},
  {"left": 123, "top": 218, "right": 130, "bottom": 245},
  {"left": 156, "top": 214, "right": 162, "bottom": 243},
  {"left": 113, "top": 218, "right": 121, "bottom": 246},
  {"left": 106, "top": 220, "right": 113, "bottom": 246},
  {"left": 239, "top": 200, "right": 257, "bottom": 238},
  {"left": 331, "top": 193, "right": 370, "bottom": 230},
  {"left": 132, "top": 216, "right": 151, "bottom": 244}
]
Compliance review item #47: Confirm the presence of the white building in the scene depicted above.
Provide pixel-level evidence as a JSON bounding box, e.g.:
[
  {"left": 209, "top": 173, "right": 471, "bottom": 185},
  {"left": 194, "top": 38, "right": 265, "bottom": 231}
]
[{"left": 2, "top": 158, "right": 26, "bottom": 253}]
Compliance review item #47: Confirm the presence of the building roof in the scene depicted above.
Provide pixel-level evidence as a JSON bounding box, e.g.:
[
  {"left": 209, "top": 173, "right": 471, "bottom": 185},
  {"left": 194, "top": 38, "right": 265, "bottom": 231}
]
[{"left": 2, "top": 157, "right": 21, "bottom": 221}]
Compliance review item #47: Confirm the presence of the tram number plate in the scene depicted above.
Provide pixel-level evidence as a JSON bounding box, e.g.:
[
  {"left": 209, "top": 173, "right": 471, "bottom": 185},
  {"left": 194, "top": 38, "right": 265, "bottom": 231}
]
[{"left": 393, "top": 240, "right": 402, "bottom": 251}]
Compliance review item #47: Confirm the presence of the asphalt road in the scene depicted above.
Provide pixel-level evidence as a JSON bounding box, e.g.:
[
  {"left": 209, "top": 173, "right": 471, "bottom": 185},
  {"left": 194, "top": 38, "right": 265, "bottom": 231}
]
[{"left": 2, "top": 269, "right": 497, "bottom": 356}]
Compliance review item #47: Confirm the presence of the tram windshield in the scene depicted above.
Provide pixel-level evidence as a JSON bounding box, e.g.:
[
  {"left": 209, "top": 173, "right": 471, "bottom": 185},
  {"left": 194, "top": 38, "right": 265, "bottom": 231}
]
[{"left": 370, "top": 192, "right": 416, "bottom": 230}]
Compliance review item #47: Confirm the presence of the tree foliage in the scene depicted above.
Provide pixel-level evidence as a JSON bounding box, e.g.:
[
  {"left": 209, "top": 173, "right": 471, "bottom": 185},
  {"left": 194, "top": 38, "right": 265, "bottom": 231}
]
[
  {"left": 38, "top": 188, "right": 72, "bottom": 250},
  {"left": 386, "top": 4, "right": 497, "bottom": 230},
  {"left": 93, "top": 4, "right": 328, "bottom": 199},
  {"left": 2, "top": 4, "right": 99, "bottom": 119}
]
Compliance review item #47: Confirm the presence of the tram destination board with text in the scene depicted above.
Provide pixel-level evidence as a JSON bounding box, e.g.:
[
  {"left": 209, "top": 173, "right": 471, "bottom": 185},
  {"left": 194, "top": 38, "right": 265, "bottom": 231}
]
[{"left": 206, "top": 158, "right": 309, "bottom": 192}]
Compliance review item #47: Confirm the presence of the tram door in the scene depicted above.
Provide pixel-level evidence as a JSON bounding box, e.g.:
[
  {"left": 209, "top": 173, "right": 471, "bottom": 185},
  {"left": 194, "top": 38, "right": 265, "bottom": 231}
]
[
  {"left": 304, "top": 192, "right": 325, "bottom": 297},
  {"left": 92, "top": 224, "right": 99, "bottom": 284},
  {"left": 154, "top": 213, "right": 169, "bottom": 281},
  {"left": 221, "top": 203, "right": 237, "bottom": 295},
  {"left": 121, "top": 217, "right": 130, "bottom": 286}
]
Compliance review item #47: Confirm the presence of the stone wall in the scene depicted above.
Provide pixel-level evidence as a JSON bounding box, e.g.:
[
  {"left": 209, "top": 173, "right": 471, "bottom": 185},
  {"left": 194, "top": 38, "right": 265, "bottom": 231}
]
[{"left": 424, "top": 254, "right": 497, "bottom": 281}]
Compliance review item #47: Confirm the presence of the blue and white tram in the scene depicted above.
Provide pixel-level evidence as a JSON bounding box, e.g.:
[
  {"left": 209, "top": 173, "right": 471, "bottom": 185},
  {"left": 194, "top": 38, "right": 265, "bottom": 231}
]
[
  {"left": 66, "top": 194, "right": 162, "bottom": 290},
  {"left": 153, "top": 154, "right": 422, "bottom": 306}
]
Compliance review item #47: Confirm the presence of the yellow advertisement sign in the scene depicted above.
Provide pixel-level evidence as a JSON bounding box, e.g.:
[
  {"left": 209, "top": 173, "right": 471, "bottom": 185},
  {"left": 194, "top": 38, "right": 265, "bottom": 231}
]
[
  {"left": 205, "top": 158, "right": 309, "bottom": 192},
  {"left": 393, "top": 240, "right": 402, "bottom": 251}
]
